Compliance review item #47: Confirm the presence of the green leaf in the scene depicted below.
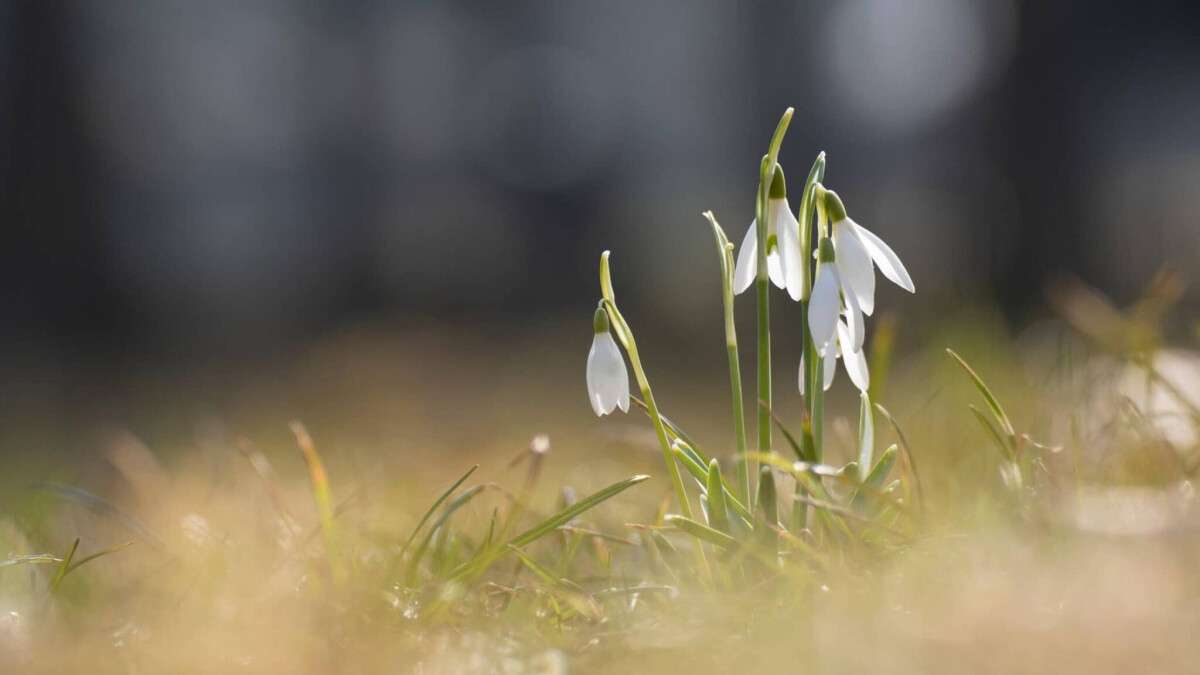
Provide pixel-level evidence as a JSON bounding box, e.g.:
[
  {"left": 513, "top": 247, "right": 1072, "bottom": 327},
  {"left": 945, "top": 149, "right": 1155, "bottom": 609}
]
[
  {"left": 873, "top": 403, "right": 925, "bottom": 512},
  {"left": 857, "top": 392, "right": 875, "bottom": 479},
  {"left": 65, "top": 541, "right": 133, "bottom": 577},
  {"left": 850, "top": 445, "right": 898, "bottom": 511},
  {"left": 946, "top": 349, "right": 1015, "bottom": 438},
  {"left": 664, "top": 515, "right": 738, "bottom": 551},
  {"left": 670, "top": 443, "right": 752, "bottom": 523},
  {"left": 969, "top": 405, "right": 1013, "bottom": 461},
  {"left": 704, "top": 460, "right": 730, "bottom": 533},
  {"left": 406, "top": 484, "right": 486, "bottom": 585},
  {"left": 49, "top": 538, "right": 79, "bottom": 593},
  {"left": 0, "top": 554, "right": 61, "bottom": 569},
  {"left": 509, "top": 475, "right": 649, "bottom": 549},
  {"left": 400, "top": 464, "right": 479, "bottom": 559}
]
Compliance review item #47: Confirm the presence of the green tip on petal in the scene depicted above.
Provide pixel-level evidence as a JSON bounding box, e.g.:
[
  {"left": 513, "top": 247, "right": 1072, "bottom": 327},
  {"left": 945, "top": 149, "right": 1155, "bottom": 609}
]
[
  {"left": 823, "top": 189, "right": 848, "bottom": 223},
  {"left": 593, "top": 305, "right": 610, "bottom": 334},
  {"left": 768, "top": 164, "right": 787, "bottom": 199},
  {"left": 818, "top": 237, "right": 836, "bottom": 263}
]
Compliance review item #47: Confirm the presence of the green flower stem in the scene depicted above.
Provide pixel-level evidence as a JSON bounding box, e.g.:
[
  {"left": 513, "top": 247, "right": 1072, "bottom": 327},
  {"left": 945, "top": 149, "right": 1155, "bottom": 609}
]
[
  {"left": 703, "top": 212, "right": 750, "bottom": 505},
  {"left": 754, "top": 109, "right": 793, "bottom": 513},
  {"left": 598, "top": 256, "right": 691, "bottom": 519},
  {"left": 598, "top": 253, "right": 711, "bottom": 581},
  {"left": 793, "top": 155, "right": 825, "bottom": 530}
]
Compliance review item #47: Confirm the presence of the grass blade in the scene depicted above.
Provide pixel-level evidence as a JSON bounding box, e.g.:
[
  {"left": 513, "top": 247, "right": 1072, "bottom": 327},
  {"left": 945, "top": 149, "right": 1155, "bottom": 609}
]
[
  {"left": 857, "top": 392, "right": 875, "bottom": 479},
  {"left": 969, "top": 405, "right": 1013, "bottom": 460},
  {"left": 874, "top": 403, "right": 925, "bottom": 513},
  {"left": 510, "top": 475, "right": 649, "bottom": 548},
  {"left": 705, "top": 460, "right": 730, "bottom": 533},
  {"left": 400, "top": 464, "right": 479, "bottom": 558},
  {"left": 65, "top": 541, "right": 134, "bottom": 576},
  {"left": 664, "top": 515, "right": 738, "bottom": 551},
  {"left": 291, "top": 421, "right": 340, "bottom": 582},
  {"left": 50, "top": 538, "right": 79, "bottom": 593},
  {"left": 406, "top": 484, "right": 486, "bottom": 586},
  {"left": 946, "top": 349, "right": 1015, "bottom": 438}
]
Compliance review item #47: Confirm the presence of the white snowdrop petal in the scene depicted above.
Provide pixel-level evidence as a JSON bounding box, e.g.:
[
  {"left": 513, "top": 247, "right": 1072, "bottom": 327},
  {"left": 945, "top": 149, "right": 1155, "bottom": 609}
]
[
  {"left": 833, "top": 222, "right": 876, "bottom": 315},
  {"left": 838, "top": 322, "right": 871, "bottom": 392},
  {"left": 766, "top": 251, "right": 786, "bottom": 290},
  {"left": 587, "top": 332, "right": 630, "bottom": 416},
  {"left": 842, "top": 287, "right": 865, "bottom": 353},
  {"left": 848, "top": 220, "right": 914, "bottom": 293},
  {"left": 808, "top": 264, "right": 841, "bottom": 353},
  {"left": 774, "top": 200, "right": 804, "bottom": 301},
  {"left": 823, "top": 345, "right": 837, "bottom": 391},
  {"left": 732, "top": 220, "right": 759, "bottom": 295}
]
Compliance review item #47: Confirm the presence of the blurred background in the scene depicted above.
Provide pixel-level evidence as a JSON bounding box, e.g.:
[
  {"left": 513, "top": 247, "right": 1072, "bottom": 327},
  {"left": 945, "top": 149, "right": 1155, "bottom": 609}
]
[{"left": 0, "top": 1, "right": 1199, "bottom": 468}]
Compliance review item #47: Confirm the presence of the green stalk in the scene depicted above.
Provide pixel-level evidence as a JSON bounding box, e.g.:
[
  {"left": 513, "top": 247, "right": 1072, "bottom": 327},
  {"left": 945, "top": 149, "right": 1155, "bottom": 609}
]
[
  {"left": 703, "top": 212, "right": 750, "bottom": 504},
  {"left": 599, "top": 253, "right": 711, "bottom": 580},
  {"left": 793, "top": 154, "right": 825, "bottom": 528},
  {"left": 808, "top": 193, "right": 831, "bottom": 459},
  {"left": 754, "top": 108, "right": 793, "bottom": 513}
]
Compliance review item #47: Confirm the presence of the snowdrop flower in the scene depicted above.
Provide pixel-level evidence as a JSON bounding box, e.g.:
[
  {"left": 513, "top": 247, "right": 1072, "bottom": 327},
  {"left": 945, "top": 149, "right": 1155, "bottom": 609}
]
[
  {"left": 799, "top": 318, "right": 870, "bottom": 394},
  {"left": 823, "top": 189, "right": 914, "bottom": 316},
  {"left": 587, "top": 306, "right": 630, "bottom": 416},
  {"left": 804, "top": 239, "right": 869, "bottom": 393},
  {"left": 733, "top": 166, "right": 805, "bottom": 301}
]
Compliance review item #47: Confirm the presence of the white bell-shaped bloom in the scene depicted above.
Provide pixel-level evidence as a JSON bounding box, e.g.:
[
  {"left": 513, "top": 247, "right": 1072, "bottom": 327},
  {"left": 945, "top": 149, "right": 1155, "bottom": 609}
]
[
  {"left": 587, "top": 310, "right": 630, "bottom": 416},
  {"left": 733, "top": 197, "right": 801, "bottom": 296},
  {"left": 799, "top": 317, "right": 870, "bottom": 395},
  {"left": 733, "top": 166, "right": 805, "bottom": 300},
  {"left": 824, "top": 189, "right": 914, "bottom": 316},
  {"left": 807, "top": 259, "right": 841, "bottom": 354}
]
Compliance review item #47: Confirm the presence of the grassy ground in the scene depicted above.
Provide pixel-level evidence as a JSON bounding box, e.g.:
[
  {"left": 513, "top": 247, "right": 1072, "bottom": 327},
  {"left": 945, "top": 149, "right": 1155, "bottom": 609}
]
[{"left": 1, "top": 280, "right": 1199, "bottom": 673}]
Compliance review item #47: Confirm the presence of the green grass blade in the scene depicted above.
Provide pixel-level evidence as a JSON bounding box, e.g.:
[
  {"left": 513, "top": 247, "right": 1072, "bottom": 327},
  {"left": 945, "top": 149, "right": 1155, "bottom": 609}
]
[
  {"left": 969, "top": 404, "right": 1013, "bottom": 460},
  {"left": 65, "top": 541, "right": 133, "bottom": 577},
  {"left": 671, "top": 443, "right": 752, "bottom": 523},
  {"left": 946, "top": 349, "right": 1015, "bottom": 438},
  {"left": 664, "top": 515, "right": 738, "bottom": 551},
  {"left": 851, "top": 445, "right": 899, "bottom": 511},
  {"left": 705, "top": 460, "right": 730, "bottom": 533},
  {"left": 406, "top": 484, "right": 486, "bottom": 585},
  {"left": 857, "top": 392, "right": 875, "bottom": 479},
  {"left": 0, "top": 554, "right": 62, "bottom": 569},
  {"left": 50, "top": 538, "right": 79, "bottom": 593},
  {"left": 400, "top": 464, "right": 479, "bottom": 558},
  {"left": 874, "top": 403, "right": 925, "bottom": 513},
  {"left": 509, "top": 475, "right": 649, "bottom": 548},
  {"left": 291, "top": 421, "right": 340, "bottom": 582}
]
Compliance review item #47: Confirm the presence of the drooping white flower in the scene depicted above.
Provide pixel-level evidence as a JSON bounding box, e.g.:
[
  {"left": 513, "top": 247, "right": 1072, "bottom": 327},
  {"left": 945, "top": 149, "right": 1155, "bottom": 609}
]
[
  {"left": 733, "top": 167, "right": 805, "bottom": 301},
  {"left": 587, "top": 307, "right": 630, "bottom": 416},
  {"left": 824, "top": 189, "right": 914, "bottom": 316},
  {"left": 803, "top": 240, "right": 870, "bottom": 394},
  {"left": 799, "top": 317, "right": 870, "bottom": 395}
]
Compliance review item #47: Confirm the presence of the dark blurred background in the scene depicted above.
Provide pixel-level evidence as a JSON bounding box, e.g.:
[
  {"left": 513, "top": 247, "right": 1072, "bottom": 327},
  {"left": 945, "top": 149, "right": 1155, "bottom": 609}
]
[{"left": 1, "top": 1, "right": 1199, "bottom": 449}]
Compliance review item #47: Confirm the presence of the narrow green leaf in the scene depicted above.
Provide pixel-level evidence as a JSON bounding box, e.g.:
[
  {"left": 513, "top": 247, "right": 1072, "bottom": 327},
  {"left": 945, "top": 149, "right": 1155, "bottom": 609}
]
[
  {"left": 874, "top": 403, "right": 925, "bottom": 513},
  {"left": 670, "top": 443, "right": 752, "bottom": 523},
  {"left": 851, "top": 444, "right": 898, "bottom": 511},
  {"left": 969, "top": 405, "right": 1013, "bottom": 460},
  {"left": 509, "top": 475, "right": 649, "bottom": 548},
  {"left": 0, "top": 554, "right": 61, "bottom": 569},
  {"left": 857, "top": 392, "right": 875, "bottom": 479},
  {"left": 406, "top": 484, "right": 486, "bottom": 585},
  {"left": 65, "top": 541, "right": 133, "bottom": 577},
  {"left": 705, "top": 460, "right": 730, "bottom": 533},
  {"left": 50, "top": 538, "right": 79, "bottom": 593},
  {"left": 664, "top": 515, "right": 738, "bottom": 551},
  {"left": 946, "top": 349, "right": 1015, "bottom": 438},
  {"left": 400, "top": 464, "right": 479, "bottom": 558}
]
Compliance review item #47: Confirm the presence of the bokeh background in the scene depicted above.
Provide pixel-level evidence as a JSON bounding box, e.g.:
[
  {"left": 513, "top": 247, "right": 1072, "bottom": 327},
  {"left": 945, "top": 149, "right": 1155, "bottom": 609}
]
[{"left": 0, "top": 1, "right": 1198, "bottom": 469}]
